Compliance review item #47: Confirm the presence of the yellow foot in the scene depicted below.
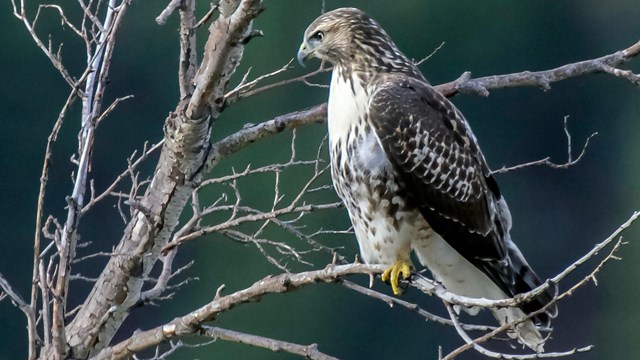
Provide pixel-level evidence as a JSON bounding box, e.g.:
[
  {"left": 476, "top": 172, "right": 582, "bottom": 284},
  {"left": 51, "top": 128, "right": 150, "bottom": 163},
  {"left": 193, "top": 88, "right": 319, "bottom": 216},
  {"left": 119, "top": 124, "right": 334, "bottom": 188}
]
[{"left": 381, "top": 260, "right": 412, "bottom": 295}]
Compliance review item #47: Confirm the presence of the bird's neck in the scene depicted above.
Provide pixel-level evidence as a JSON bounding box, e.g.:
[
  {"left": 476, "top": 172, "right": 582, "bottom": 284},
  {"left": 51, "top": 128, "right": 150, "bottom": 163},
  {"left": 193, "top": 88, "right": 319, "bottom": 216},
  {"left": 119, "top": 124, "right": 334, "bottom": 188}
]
[{"left": 333, "top": 55, "right": 425, "bottom": 88}]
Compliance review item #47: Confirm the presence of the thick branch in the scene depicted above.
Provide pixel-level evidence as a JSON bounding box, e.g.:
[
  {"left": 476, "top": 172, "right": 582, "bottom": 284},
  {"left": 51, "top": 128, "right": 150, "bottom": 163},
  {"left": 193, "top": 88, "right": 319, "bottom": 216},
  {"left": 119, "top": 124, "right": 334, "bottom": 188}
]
[
  {"left": 434, "top": 40, "right": 640, "bottom": 97},
  {"left": 61, "top": 1, "right": 264, "bottom": 358},
  {"left": 92, "top": 263, "right": 384, "bottom": 359},
  {"left": 206, "top": 103, "right": 327, "bottom": 169}
]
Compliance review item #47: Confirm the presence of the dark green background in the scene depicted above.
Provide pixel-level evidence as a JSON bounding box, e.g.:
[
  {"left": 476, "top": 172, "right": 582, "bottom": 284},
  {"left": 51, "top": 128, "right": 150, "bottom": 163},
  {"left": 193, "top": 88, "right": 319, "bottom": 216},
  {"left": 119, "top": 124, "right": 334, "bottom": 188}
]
[{"left": 1, "top": 1, "right": 639, "bottom": 359}]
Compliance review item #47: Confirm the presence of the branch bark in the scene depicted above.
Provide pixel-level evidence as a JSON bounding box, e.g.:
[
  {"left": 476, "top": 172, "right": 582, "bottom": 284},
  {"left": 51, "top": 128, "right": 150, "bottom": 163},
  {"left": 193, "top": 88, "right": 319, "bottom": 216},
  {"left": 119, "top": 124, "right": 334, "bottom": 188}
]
[
  {"left": 200, "top": 326, "right": 339, "bottom": 360},
  {"left": 92, "top": 263, "right": 384, "bottom": 360},
  {"left": 57, "top": 1, "right": 264, "bottom": 358},
  {"left": 434, "top": 40, "right": 640, "bottom": 97}
]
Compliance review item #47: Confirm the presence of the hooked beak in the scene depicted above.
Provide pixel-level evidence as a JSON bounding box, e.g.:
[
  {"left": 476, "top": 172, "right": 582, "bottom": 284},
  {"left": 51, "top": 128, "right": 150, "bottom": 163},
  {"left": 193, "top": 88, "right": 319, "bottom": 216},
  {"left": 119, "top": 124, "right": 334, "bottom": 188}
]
[{"left": 297, "top": 43, "right": 311, "bottom": 67}]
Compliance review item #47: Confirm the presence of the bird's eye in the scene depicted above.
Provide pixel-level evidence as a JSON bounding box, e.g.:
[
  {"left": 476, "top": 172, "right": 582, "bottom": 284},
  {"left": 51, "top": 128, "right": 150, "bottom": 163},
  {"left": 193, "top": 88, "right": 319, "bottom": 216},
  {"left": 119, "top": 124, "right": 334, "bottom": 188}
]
[{"left": 310, "top": 30, "right": 324, "bottom": 42}]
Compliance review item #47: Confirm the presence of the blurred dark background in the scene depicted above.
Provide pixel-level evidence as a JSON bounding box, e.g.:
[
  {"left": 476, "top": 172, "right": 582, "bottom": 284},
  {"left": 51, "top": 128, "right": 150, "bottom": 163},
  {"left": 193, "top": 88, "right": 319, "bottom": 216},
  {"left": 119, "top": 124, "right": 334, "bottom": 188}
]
[{"left": 1, "top": 0, "right": 639, "bottom": 359}]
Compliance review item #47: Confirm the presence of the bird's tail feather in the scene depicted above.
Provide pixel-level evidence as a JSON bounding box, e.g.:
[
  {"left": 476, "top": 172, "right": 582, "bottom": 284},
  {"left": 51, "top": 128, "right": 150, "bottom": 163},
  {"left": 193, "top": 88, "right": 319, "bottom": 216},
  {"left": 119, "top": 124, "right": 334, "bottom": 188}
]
[
  {"left": 492, "top": 307, "right": 546, "bottom": 352},
  {"left": 504, "top": 238, "right": 558, "bottom": 327}
]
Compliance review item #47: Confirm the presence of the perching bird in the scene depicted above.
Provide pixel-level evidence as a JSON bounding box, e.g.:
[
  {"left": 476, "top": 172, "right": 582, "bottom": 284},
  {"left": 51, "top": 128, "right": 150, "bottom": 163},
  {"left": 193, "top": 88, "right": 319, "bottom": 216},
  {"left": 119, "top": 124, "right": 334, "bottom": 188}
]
[{"left": 297, "top": 7, "right": 557, "bottom": 352}]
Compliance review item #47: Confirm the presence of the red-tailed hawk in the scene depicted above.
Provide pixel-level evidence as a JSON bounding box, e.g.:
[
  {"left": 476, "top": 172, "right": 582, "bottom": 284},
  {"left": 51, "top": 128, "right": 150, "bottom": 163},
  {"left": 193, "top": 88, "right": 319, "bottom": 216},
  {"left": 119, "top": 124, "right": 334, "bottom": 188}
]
[{"left": 297, "top": 7, "right": 556, "bottom": 352}]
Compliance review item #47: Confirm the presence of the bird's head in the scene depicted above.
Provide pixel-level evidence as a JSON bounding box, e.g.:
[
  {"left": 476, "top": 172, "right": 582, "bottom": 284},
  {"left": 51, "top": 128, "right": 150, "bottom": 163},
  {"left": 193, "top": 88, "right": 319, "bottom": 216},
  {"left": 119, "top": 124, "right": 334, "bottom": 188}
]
[{"left": 297, "top": 7, "right": 388, "bottom": 67}]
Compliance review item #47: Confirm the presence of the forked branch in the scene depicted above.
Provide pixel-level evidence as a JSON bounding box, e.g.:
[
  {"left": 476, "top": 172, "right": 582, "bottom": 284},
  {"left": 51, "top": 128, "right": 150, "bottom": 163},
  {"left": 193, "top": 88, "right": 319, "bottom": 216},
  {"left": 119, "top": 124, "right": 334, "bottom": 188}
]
[{"left": 95, "top": 210, "right": 638, "bottom": 359}]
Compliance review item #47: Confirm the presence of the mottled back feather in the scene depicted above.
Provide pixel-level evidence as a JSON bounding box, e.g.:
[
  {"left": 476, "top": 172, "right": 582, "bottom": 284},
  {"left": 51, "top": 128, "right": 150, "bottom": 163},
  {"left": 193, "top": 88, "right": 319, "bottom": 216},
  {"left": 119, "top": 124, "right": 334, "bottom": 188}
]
[{"left": 367, "top": 74, "right": 555, "bottom": 323}]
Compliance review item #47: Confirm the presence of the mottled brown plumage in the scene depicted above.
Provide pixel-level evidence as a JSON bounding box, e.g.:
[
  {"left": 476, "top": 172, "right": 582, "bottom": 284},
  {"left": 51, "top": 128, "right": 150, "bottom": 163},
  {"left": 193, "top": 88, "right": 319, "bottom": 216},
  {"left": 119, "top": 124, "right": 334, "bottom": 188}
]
[{"left": 298, "top": 7, "right": 556, "bottom": 351}]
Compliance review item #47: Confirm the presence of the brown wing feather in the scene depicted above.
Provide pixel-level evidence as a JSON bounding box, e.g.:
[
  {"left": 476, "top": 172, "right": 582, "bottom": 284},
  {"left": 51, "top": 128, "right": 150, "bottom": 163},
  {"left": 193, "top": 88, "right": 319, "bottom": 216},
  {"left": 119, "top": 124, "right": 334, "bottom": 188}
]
[
  {"left": 368, "top": 74, "right": 508, "bottom": 265},
  {"left": 367, "top": 74, "right": 557, "bottom": 325}
]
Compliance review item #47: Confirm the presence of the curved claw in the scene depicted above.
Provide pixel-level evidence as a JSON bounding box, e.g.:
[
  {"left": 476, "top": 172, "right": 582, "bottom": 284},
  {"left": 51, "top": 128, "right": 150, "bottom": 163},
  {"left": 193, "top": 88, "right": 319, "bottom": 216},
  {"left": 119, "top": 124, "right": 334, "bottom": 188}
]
[{"left": 381, "top": 260, "right": 412, "bottom": 295}]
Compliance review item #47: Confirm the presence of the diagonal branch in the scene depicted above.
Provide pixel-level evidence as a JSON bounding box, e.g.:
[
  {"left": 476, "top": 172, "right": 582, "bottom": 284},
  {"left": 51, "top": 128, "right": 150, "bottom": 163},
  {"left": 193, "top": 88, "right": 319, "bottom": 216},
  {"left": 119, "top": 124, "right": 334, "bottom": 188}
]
[
  {"left": 410, "top": 211, "right": 639, "bottom": 310},
  {"left": 442, "top": 302, "right": 592, "bottom": 359},
  {"left": 0, "top": 273, "right": 30, "bottom": 314},
  {"left": 206, "top": 103, "right": 327, "bottom": 169},
  {"left": 92, "top": 263, "right": 385, "bottom": 360},
  {"left": 341, "top": 280, "right": 496, "bottom": 332},
  {"left": 200, "top": 326, "right": 339, "bottom": 360},
  {"left": 434, "top": 40, "right": 640, "bottom": 97}
]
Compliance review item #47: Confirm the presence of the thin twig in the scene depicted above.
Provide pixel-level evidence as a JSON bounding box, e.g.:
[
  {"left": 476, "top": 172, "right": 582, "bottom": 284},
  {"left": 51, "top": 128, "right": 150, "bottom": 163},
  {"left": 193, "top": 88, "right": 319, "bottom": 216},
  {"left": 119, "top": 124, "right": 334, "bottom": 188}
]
[
  {"left": 493, "top": 116, "right": 598, "bottom": 174},
  {"left": 341, "top": 280, "right": 497, "bottom": 332},
  {"left": 224, "top": 62, "right": 331, "bottom": 106},
  {"left": 442, "top": 302, "right": 593, "bottom": 359},
  {"left": 200, "top": 326, "right": 339, "bottom": 360},
  {"left": 415, "top": 41, "right": 446, "bottom": 66}
]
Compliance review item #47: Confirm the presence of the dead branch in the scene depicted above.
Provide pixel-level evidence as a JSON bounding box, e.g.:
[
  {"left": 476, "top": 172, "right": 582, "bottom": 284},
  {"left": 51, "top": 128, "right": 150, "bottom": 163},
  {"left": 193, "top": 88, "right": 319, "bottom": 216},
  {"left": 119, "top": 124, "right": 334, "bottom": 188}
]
[
  {"left": 156, "top": 0, "right": 183, "bottom": 25},
  {"left": 81, "top": 140, "right": 164, "bottom": 214},
  {"left": 178, "top": 0, "right": 197, "bottom": 98},
  {"left": 0, "top": 273, "right": 31, "bottom": 315},
  {"left": 434, "top": 40, "right": 640, "bottom": 97},
  {"left": 206, "top": 103, "right": 327, "bottom": 170},
  {"left": 10, "top": 0, "right": 77, "bottom": 88},
  {"left": 11, "top": 1, "right": 640, "bottom": 359},
  {"left": 91, "top": 263, "right": 385, "bottom": 360},
  {"left": 50, "top": 3, "right": 131, "bottom": 357},
  {"left": 224, "top": 61, "right": 331, "bottom": 106},
  {"left": 61, "top": 1, "right": 265, "bottom": 357},
  {"left": 492, "top": 116, "right": 598, "bottom": 174},
  {"left": 163, "top": 202, "right": 342, "bottom": 252},
  {"left": 442, "top": 302, "right": 593, "bottom": 360},
  {"left": 415, "top": 41, "right": 446, "bottom": 66},
  {"left": 200, "top": 326, "right": 339, "bottom": 360},
  {"left": 341, "top": 280, "right": 497, "bottom": 332}
]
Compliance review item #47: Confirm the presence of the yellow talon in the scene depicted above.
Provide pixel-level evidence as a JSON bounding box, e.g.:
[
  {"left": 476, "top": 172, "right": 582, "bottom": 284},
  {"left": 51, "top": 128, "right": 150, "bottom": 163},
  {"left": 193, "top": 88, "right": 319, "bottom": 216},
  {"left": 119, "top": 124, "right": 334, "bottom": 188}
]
[{"left": 381, "top": 260, "right": 412, "bottom": 295}]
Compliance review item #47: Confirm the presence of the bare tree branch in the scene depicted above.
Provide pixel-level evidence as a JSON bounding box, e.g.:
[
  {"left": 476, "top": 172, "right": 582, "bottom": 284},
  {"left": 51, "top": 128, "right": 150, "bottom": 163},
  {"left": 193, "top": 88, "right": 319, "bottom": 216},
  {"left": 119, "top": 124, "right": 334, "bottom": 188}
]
[
  {"left": 0, "top": 273, "right": 30, "bottom": 314},
  {"left": 206, "top": 103, "right": 327, "bottom": 169},
  {"left": 341, "top": 280, "right": 497, "bottom": 332},
  {"left": 441, "top": 302, "right": 593, "bottom": 360},
  {"left": 30, "top": 89, "right": 78, "bottom": 360},
  {"left": 200, "top": 326, "right": 339, "bottom": 360},
  {"left": 92, "top": 263, "right": 384, "bottom": 359},
  {"left": 434, "top": 40, "right": 640, "bottom": 97},
  {"left": 50, "top": 3, "right": 130, "bottom": 357},
  {"left": 203, "top": 40, "right": 640, "bottom": 168},
  {"left": 492, "top": 116, "right": 598, "bottom": 174},
  {"left": 10, "top": 2, "right": 640, "bottom": 359},
  {"left": 224, "top": 62, "right": 331, "bottom": 106},
  {"left": 60, "top": 1, "right": 265, "bottom": 357},
  {"left": 156, "top": 0, "right": 183, "bottom": 25},
  {"left": 178, "top": 0, "right": 197, "bottom": 98}
]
